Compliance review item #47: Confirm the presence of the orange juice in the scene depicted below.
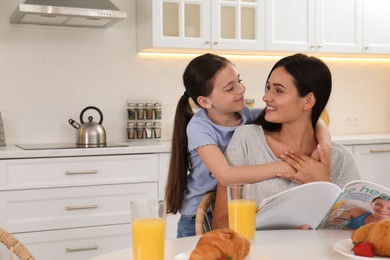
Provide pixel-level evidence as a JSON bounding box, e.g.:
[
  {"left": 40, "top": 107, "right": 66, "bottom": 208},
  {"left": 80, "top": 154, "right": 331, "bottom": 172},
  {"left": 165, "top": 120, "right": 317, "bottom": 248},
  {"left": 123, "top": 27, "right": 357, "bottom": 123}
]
[
  {"left": 228, "top": 199, "right": 256, "bottom": 241},
  {"left": 132, "top": 217, "right": 165, "bottom": 260}
]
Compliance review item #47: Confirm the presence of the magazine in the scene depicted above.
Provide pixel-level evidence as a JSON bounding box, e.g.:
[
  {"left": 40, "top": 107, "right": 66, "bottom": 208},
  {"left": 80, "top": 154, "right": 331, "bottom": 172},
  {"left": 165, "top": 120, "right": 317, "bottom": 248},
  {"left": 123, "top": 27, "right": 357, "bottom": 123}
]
[{"left": 255, "top": 180, "right": 390, "bottom": 230}]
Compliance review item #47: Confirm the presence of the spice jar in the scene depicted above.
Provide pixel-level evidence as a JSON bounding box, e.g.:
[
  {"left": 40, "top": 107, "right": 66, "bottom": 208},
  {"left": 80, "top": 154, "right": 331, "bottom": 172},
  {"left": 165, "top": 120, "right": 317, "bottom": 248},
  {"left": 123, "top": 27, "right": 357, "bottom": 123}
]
[
  {"left": 136, "top": 103, "right": 145, "bottom": 119},
  {"left": 145, "top": 122, "right": 153, "bottom": 139},
  {"left": 127, "top": 122, "right": 135, "bottom": 139},
  {"left": 153, "top": 122, "right": 161, "bottom": 139},
  {"left": 145, "top": 103, "right": 154, "bottom": 119},
  {"left": 154, "top": 103, "right": 162, "bottom": 119},
  {"left": 136, "top": 122, "right": 145, "bottom": 139},
  {"left": 127, "top": 102, "right": 136, "bottom": 120}
]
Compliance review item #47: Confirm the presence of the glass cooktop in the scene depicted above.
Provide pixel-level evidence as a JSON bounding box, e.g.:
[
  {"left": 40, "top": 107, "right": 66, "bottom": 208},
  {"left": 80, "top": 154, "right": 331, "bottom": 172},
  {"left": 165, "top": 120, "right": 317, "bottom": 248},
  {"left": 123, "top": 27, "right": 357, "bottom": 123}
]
[{"left": 16, "top": 143, "right": 129, "bottom": 150}]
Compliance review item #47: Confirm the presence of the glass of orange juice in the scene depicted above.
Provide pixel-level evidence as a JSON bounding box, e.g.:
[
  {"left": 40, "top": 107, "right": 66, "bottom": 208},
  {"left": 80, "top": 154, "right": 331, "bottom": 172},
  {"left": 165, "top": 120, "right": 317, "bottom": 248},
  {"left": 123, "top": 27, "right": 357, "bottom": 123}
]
[
  {"left": 130, "top": 200, "right": 166, "bottom": 260},
  {"left": 227, "top": 183, "right": 257, "bottom": 242}
]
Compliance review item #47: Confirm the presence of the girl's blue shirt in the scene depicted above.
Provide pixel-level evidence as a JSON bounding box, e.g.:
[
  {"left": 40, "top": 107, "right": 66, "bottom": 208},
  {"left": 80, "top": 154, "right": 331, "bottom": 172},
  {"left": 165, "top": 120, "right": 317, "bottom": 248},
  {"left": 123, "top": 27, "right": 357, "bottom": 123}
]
[{"left": 180, "top": 106, "right": 261, "bottom": 215}]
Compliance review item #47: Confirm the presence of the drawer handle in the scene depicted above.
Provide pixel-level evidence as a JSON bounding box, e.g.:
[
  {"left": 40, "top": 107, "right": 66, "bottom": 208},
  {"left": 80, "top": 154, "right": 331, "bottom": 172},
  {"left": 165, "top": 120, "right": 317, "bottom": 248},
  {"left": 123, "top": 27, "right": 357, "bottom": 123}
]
[
  {"left": 66, "top": 245, "right": 99, "bottom": 252},
  {"left": 65, "top": 204, "right": 98, "bottom": 210},
  {"left": 369, "top": 149, "right": 390, "bottom": 153},
  {"left": 65, "top": 170, "right": 98, "bottom": 175}
]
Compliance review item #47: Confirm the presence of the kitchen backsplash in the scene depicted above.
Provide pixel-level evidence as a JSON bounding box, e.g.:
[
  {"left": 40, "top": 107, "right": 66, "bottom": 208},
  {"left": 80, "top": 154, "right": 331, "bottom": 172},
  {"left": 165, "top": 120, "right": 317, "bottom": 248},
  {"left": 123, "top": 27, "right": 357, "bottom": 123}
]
[{"left": 0, "top": 0, "right": 390, "bottom": 145}]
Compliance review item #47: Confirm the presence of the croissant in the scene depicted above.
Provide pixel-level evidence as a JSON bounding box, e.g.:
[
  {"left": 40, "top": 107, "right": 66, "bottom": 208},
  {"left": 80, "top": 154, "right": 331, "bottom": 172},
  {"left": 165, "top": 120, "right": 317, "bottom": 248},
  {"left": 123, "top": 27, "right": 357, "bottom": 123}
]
[
  {"left": 352, "top": 219, "right": 390, "bottom": 257},
  {"left": 189, "top": 228, "right": 250, "bottom": 260}
]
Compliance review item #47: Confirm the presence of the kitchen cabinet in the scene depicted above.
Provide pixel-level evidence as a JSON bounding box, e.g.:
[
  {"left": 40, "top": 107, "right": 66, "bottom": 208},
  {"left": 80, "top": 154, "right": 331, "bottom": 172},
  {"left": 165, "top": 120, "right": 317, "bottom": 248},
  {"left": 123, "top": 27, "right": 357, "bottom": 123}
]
[
  {"left": 352, "top": 144, "right": 390, "bottom": 188},
  {"left": 0, "top": 151, "right": 174, "bottom": 260},
  {"left": 362, "top": 0, "right": 390, "bottom": 54},
  {"left": 136, "top": 0, "right": 266, "bottom": 52},
  {"left": 265, "top": 0, "right": 363, "bottom": 53}
]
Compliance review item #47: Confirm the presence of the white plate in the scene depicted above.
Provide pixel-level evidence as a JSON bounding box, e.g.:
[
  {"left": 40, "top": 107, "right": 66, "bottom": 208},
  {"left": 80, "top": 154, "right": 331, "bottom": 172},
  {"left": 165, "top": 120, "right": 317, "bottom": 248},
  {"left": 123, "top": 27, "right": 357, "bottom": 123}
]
[
  {"left": 174, "top": 245, "right": 269, "bottom": 260},
  {"left": 333, "top": 239, "right": 387, "bottom": 259}
]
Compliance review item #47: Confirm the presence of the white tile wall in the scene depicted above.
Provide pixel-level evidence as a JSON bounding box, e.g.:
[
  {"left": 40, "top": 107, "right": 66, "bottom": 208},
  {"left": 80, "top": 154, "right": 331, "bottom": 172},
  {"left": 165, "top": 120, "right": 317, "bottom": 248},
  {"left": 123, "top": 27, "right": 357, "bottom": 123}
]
[{"left": 0, "top": 0, "right": 390, "bottom": 145}]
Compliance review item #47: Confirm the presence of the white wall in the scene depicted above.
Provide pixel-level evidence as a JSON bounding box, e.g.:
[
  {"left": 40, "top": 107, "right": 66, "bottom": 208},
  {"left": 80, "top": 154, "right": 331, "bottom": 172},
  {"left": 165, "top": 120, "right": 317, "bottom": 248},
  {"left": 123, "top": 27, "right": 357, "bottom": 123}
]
[{"left": 0, "top": 0, "right": 390, "bottom": 145}]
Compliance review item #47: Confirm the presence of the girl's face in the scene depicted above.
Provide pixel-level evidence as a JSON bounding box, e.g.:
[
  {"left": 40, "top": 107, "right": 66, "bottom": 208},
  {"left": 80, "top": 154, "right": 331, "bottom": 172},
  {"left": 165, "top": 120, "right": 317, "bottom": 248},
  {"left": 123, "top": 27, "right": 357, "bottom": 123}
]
[
  {"left": 372, "top": 198, "right": 390, "bottom": 220},
  {"left": 204, "top": 63, "right": 246, "bottom": 113},
  {"left": 262, "top": 66, "right": 311, "bottom": 124}
]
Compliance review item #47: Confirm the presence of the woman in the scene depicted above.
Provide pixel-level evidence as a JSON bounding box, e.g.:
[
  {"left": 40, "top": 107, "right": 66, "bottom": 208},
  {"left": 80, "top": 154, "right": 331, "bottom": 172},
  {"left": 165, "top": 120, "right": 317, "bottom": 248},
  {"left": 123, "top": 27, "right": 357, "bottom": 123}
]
[{"left": 213, "top": 53, "right": 360, "bottom": 229}]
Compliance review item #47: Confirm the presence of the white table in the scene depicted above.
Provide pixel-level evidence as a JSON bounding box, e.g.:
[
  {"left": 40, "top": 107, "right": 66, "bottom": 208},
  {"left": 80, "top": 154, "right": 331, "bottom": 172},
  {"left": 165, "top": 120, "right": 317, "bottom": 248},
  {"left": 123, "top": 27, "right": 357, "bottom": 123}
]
[{"left": 90, "top": 229, "right": 354, "bottom": 260}]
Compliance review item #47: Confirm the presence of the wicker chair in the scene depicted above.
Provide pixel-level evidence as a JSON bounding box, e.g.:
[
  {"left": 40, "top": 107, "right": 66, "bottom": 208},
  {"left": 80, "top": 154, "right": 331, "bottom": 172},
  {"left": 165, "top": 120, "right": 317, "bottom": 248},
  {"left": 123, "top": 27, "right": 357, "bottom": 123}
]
[
  {"left": 195, "top": 191, "right": 216, "bottom": 235},
  {"left": 0, "top": 227, "right": 35, "bottom": 260}
]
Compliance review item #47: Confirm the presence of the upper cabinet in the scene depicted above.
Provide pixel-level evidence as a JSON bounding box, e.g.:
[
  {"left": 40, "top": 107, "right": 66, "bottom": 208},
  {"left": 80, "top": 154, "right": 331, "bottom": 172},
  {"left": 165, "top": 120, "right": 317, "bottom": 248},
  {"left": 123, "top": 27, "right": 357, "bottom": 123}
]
[
  {"left": 136, "top": 0, "right": 266, "bottom": 52},
  {"left": 363, "top": 0, "right": 390, "bottom": 54},
  {"left": 265, "top": 0, "right": 363, "bottom": 53},
  {"left": 136, "top": 0, "right": 390, "bottom": 55}
]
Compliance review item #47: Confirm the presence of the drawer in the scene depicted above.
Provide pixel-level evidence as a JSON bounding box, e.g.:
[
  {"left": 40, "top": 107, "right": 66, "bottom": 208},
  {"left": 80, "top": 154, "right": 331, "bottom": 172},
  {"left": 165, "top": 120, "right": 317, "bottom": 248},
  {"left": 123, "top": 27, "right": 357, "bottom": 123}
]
[
  {"left": 2, "top": 224, "right": 132, "bottom": 260},
  {"left": 0, "top": 154, "right": 159, "bottom": 190},
  {"left": 0, "top": 183, "right": 158, "bottom": 233}
]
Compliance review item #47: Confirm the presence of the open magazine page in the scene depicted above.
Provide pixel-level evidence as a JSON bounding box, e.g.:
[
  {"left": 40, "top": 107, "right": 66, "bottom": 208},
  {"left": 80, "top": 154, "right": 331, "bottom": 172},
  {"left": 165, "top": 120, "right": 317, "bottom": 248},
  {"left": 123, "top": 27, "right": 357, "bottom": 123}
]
[
  {"left": 317, "top": 180, "right": 390, "bottom": 230},
  {"left": 256, "top": 182, "right": 342, "bottom": 230}
]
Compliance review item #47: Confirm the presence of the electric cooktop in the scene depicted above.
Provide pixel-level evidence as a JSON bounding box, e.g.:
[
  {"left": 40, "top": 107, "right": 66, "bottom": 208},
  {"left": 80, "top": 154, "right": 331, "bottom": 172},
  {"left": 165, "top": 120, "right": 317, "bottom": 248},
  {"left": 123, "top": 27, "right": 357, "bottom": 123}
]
[{"left": 16, "top": 143, "right": 129, "bottom": 150}]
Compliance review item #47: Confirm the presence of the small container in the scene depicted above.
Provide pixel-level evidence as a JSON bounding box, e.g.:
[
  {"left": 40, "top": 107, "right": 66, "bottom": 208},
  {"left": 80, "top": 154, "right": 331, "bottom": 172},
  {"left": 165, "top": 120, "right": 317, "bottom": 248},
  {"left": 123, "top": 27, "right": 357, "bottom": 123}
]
[
  {"left": 145, "top": 122, "right": 153, "bottom": 139},
  {"left": 145, "top": 103, "right": 154, "bottom": 120},
  {"left": 127, "top": 122, "right": 135, "bottom": 139},
  {"left": 153, "top": 122, "right": 161, "bottom": 139},
  {"left": 136, "top": 122, "right": 145, "bottom": 139},
  {"left": 136, "top": 103, "right": 145, "bottom": 120},
  {"left": 127, "top": 102, "right": 136, "bottom": 120},
  {"left": 245, "top": 99, "right": 255, "bottom": 108},
  {"left": 154, "top": 103, "right": 162, "bottom": 119}
]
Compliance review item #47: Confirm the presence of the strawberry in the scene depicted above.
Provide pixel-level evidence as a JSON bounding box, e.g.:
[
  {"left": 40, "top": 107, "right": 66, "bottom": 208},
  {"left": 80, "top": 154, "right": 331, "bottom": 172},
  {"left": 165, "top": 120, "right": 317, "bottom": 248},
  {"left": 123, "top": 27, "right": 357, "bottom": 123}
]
[{"left": 353, "top": 241, "right": 374, "bottom": 257}]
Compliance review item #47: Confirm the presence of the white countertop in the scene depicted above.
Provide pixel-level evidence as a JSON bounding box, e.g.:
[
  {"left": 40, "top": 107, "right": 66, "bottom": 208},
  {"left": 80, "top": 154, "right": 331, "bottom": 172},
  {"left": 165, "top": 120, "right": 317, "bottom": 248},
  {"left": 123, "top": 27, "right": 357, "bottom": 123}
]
[
  {"left": 0, "top": 140, "right": 171, "bottom": 159},
  {"left": 90, "top": 229, "right": 354, "bottom": 260},
  {"left": 332, "top": 133, "right": 390, "bottom": 145},
  {"left": 1, "top": 133, "right": 390, "bottom": 159}
]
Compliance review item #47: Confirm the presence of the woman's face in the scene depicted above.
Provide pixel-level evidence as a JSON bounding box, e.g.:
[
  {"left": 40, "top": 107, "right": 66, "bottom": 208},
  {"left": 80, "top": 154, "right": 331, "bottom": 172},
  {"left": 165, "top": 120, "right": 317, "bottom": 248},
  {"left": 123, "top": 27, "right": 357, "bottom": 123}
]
[
  {"left": 262, "top": 66, "right": 309, "bottom": 124},
  {"left": 372, "top": 198, "right": 390, "bottom": 220},
  {"left": 206, "top": 63, "right": 246, "bottom": 113}
]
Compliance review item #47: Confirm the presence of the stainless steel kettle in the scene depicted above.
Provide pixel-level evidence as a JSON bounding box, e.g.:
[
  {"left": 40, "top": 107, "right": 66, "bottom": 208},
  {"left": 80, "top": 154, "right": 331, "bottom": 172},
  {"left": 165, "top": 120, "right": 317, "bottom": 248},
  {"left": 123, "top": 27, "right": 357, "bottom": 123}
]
[{"left": 68, "top": 106, "right": 106, "bottom": 147}]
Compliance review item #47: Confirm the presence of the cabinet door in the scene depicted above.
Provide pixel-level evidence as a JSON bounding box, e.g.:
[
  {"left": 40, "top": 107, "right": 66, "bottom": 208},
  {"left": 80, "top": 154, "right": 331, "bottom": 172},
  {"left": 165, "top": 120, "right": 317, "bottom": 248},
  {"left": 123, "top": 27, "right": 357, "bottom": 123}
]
[
  {"left": 0, "top": 183, "right": 157, "bottom": 233},
  {"left": 3, "top": 224, "right": 131, "bottom": 260},
  {"left": 211, "top": 0, "right": 266, "bottom": 51},
  {"left": 266, "top": 0, "right": 315, "bottom": 52},
  {"left": 316, "top": 0, "right": 363, "bottom": 53},
  {"left": 363, "top": 0, "right": 390, "bottom": 53},
  {"left": 137, "top": 0, "right": 211, "bottom": 50},
  {"left": 353, "top": 144, "right": 390, "bottom": 188}
]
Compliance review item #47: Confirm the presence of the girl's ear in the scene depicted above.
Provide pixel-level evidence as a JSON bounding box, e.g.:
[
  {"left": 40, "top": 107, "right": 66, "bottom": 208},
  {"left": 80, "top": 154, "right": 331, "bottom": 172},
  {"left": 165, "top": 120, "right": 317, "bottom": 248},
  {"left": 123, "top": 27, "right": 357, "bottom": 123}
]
[
  {"left": 303, "top": 92, "right": 316, "bottom": 110},
  {"left": 197, "top": 96, "right": 212, "bottom": 109}
]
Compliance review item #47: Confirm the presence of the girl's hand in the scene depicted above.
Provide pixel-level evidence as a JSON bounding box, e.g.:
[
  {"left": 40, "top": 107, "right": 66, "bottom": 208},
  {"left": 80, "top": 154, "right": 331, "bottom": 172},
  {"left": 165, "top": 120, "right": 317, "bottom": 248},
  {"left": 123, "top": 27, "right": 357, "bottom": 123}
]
[{"left": 277, "top": 145, "right": 330, "bottom": 184}]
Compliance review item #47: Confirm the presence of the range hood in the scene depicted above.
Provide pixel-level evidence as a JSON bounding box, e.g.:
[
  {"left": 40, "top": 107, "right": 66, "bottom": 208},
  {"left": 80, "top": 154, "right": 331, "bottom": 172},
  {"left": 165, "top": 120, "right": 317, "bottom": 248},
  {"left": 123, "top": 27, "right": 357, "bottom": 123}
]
[{"left": 10, "top": 0, "right": 127, "bottom": 28}]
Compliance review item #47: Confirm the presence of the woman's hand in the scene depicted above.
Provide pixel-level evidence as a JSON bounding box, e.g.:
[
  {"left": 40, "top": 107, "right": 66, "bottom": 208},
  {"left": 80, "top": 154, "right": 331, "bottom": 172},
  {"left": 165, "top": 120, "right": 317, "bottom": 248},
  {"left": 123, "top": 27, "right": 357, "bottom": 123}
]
[{"left": 277, "top": 145, "right": 330, "bottom": 184}]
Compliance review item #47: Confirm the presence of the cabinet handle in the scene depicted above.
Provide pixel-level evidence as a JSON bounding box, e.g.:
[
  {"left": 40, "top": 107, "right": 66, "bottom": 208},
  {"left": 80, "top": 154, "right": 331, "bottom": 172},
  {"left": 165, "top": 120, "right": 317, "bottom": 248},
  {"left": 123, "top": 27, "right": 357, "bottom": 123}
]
[
  {"left": 369, "top": 149, "right": 390, "bottom": 153},
  {"left": 364, "top": 46, "right": 370, "bottom": 50},
  {"left": 204, "top": 41, "right": 210, "bottom": 44},
  {"left": 213, "top": 41, "right": 218, "bottom": 45},
  {"left": 65, "top": 204, "right": 98, "bottom": 210},
  {"left": 310, "top": 44, "right": 316, "bottom": 48},
  {"left": 66, "top": 245, "right": 98, "bottom": 252},
  {"left": 65, "top": 170, "right": 98, "bottom": 175},
  {"left": 317, "top": 44, "right": 322, "bottom": 48}
]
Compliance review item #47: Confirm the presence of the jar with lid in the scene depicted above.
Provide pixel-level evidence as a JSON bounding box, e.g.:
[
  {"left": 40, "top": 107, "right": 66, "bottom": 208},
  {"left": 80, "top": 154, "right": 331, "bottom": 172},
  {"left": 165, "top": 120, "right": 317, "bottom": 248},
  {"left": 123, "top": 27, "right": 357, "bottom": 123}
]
[
  {"left": 145, "top": 122, "right": 153, "bottom": 139},
  {"left": 136, "top": 103, "right": 145, "bottom": 120},
  {"left": 127, "top": 121, "right": 136, "bottom": 139},
  {"left": 127, "top": 102, "right": 136, "bottom": 120},
  {"left": 153, "top": 122, "right": 161, "bottom": 139},
  {"left": 145, "top": 103, "right": 154, "bottom": 120},
  {"left": 136, "top": 122, "right": 145, "bottom": 139},
  {"left": 154, "top": 103, "right": 162, "bottom": 119}
]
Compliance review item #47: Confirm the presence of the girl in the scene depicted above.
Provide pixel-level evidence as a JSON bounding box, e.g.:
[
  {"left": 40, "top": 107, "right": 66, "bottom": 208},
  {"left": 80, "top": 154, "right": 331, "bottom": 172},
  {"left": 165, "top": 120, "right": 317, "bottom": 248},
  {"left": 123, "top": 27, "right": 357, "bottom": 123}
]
[
  {"left": 165, "top": 53, "right": 331, "bottom": 237},
  {"left": 212, "top": 53, "right": 360, "bottom": 229}
]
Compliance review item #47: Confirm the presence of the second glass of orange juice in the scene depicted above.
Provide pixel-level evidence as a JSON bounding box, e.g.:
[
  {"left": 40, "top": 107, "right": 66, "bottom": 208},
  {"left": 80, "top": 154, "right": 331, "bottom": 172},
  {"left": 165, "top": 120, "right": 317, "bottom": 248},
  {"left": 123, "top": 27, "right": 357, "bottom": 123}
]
[
  {"left": 130, "top": 200, "right": 166, "bottom": 260},
  {"left": 227, "top": 183, "right": 257, "bottom": 242}
]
